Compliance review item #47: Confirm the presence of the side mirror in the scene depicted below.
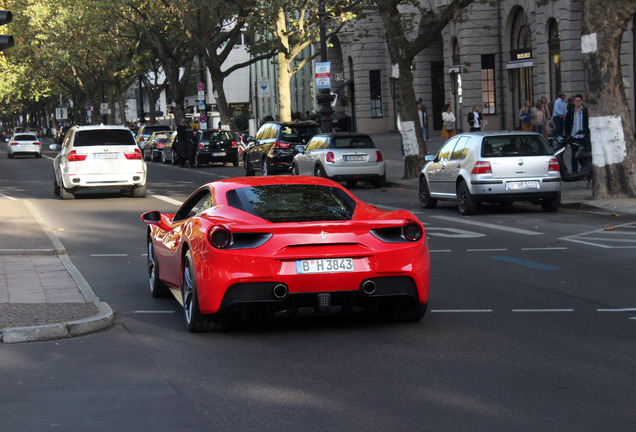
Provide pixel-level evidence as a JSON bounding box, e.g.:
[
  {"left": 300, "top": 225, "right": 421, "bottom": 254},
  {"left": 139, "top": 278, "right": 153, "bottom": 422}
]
[
  {"left": 49, "top": 144, "right": 59, "bottom": 151},
  {"left": 296, "top": 145, "right": 305, "bottom": 154},
  {"left": 141, "top": 210, "right": 161, "bottom": 224},
  {"left": 425, "top": 154, "right": 436, "bottom": 162}
]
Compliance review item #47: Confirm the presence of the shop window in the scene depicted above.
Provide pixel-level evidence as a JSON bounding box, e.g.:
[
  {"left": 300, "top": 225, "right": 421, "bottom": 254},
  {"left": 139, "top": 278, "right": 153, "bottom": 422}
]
[{"left": 481, "top": 55, "right": 497, "bottom": 114}]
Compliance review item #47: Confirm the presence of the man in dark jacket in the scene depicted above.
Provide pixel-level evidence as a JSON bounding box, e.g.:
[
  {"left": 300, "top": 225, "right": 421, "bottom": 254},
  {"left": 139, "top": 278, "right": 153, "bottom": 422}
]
[
  {"left": 564, "top": 94, "right": 589, "bottom": 172},
  {"left": 175, "top": 118, "right": 189, "bottom": 166}
]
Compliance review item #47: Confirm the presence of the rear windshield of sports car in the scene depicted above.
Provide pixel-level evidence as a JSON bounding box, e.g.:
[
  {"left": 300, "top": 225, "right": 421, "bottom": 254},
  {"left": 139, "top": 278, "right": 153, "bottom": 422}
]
[
  {"left": 74, "top": 130, "right": 136, "bottom": 147},
  {"left": 227, "top": 184, "right": 356, "bottom": 222},
  {"left": 481, "top": 135, "right": 553, "bottom": 157}
]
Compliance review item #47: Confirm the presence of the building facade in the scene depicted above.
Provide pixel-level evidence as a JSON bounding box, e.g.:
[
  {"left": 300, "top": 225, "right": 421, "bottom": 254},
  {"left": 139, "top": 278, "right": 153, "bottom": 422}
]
[{"left": 327, "top": 0, "right": 636, "bottom": 135}]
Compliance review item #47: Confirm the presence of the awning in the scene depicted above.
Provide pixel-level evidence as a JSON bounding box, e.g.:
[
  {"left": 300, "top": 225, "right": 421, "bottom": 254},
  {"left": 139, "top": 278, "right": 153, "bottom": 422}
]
[{"left": 506, "top": 60, "right": 534, "bottom": 69}]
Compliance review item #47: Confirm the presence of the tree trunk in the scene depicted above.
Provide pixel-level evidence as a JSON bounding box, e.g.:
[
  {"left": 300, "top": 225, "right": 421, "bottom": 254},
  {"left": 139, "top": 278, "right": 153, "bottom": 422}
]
[
  {"left": 277, "top": 53, "right": 292, "bottom": 123},
  {"left": 209, "top": 68, "right": 233, "bottom": 130},
  {"left": 582, "top": 0, "right": 636, "bottom": 198}
]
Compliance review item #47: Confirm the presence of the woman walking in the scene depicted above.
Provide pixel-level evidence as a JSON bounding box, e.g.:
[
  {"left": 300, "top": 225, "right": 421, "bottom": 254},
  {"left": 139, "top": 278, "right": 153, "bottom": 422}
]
[
  {"left": 441, "top": 104, "right": 456, "bottom": 140},
  {"left": 519, "top": 100, "right": 533, "bottom": 132}
]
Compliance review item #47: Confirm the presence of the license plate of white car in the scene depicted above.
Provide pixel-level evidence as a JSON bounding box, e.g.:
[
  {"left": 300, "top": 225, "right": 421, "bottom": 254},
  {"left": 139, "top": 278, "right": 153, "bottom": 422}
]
[
  {"left": 212, "top": 152, "right": 226, "bottom": 156},
  {"left": 94, "top": 153, "right": 117, "bottom": 159},
  {"left": 506, "top": 181, "right": 539, "bottom": 190},
  {"left": 345, "top": 155, "right": 366, "bottom": 161},
  {"left": 296, "top": 258, "right": 354, "bottom": 274}
]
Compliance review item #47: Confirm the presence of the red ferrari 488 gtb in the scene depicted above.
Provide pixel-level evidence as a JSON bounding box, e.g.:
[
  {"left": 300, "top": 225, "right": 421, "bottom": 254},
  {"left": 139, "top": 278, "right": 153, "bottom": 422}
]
[{"left": 142, "top": 176, "right": 430, "bottom": 332}]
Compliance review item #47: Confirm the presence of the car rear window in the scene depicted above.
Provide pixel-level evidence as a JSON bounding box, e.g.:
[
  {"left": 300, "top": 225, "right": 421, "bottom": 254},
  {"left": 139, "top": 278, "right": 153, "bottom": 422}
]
[
  {"left": 482, "top": 135, "right": 553, "bottom": 157},
  {"left": 74, "top": 130, "right": 136, "bottom": 147},
  {"left": 14, "top": 134, "right": 38, "bottom": 141},
  {"left": 333, "top": 136, "right": 375, "bottom": 149},
  {"left": 142, "top": 126, "right": 170, "bottom": 136},
  {"left": 279, "top": 125, "right": 321, "bottom": 140},
  {"left": 227, "top": 184, "right": 356, "bottom": 222},
  {"left": 201, "top": 131, "right": 233, "bottom": 141}
]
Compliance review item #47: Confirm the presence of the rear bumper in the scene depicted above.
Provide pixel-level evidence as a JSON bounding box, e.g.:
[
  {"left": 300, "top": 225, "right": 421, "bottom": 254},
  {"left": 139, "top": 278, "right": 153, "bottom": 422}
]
[
  {"left": 469, "top": 177, "right": 561, "bottom": 201},
  {"left": 197, "top": 149, "right": 238, "bottom": 162},
  {"left": 62, "top": 172, "right": 146, "bottom": 190}
]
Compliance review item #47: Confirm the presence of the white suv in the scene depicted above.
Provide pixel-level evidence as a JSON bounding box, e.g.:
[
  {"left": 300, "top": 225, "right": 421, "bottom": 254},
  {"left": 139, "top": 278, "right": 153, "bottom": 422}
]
[{"left": 50, "top": 125, "right": 147, "bottom": 200}]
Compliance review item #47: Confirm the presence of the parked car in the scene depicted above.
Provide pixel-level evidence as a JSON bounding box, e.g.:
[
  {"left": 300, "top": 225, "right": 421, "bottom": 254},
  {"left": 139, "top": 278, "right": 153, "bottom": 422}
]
[
  {"left": 243, "top": 121, "right": 321, "bottom": 176},
  {"left": 193, "top": 129, "right": 239, "bottom": 167},
  {"left": 143, "top": 130, "right": 173, "bottom": 162},
  {"left": 135, "top": 124, "right": 171, "bottom": 150},
  {"left": 6, "top": 132, "right": 41, "bottom": 158},
  {"left": 419, "top": 131, "right": 562, "bottom": 215},
  {"left": 50, "top": 125, "right": 147, "bottom": 200},
  {"left": 292, "top": 133, "right": 386, "bottom": 188},
  {"left": 141, "top": 175, "right": 430, "bottom": 332}
]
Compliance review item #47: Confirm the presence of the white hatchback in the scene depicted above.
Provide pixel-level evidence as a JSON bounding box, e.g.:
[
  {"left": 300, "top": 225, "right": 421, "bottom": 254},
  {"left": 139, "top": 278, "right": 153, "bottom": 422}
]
[
  {"left": 6, "top": 133, "right": 42, "bottom": 158},
  {"left": 419, "top": 131, "right": 562, "bottom": 215},
  {"left": 50, "top": 125, "right": 147, "bottom": 200}
]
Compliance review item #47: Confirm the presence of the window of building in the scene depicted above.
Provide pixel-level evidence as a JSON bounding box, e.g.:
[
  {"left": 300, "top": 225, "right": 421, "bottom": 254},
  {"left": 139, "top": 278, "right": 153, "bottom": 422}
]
[
  {"left": 370, "top": 70, "right": 383, "bottom": 118},
  {"left": 481, "top": 55, "right": 496, "bottom": 114}
]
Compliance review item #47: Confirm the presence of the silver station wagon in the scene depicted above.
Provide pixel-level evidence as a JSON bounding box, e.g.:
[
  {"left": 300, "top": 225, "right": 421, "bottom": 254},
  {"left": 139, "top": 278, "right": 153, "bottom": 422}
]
[{"left": 419, "top": 131, "right": 561, "bottom": 215}]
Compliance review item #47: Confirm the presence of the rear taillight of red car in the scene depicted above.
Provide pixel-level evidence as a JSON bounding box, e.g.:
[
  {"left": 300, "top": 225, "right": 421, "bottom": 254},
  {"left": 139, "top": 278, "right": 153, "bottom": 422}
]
[
  {"left": 403, "top": 220, "right": 423, "bottom": 242},
  {"left": 67, "top": 150, "right": 87, "bottom": 162},
  {"left": 548, "top": 158, "right": 560, "bottom": 172},
  {"left": 471, "top": 161, "right": 492, "bottom": 174},
  {"left": 124, "top": 148, "right": 143, "bottom": 160},
  {"left": 208, "top": 225, "right": 232, "bottom": 249}
]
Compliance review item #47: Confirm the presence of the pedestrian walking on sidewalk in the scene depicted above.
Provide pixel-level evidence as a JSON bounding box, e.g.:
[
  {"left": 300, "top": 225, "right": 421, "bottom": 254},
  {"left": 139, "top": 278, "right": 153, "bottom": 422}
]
[{"left": 441, "top": 104, "right": 456, "bottom": 140}]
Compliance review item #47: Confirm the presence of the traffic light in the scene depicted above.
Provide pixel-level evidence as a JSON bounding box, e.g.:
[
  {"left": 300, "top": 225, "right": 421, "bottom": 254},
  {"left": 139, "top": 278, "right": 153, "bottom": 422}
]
[{"left": 1, "top": 10, "right": 14, "bottom": 52}]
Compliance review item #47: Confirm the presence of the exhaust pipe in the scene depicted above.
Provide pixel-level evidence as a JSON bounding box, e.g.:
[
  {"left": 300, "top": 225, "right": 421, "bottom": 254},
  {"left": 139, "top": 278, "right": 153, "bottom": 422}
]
[
  {"left": 361, "top": 279, "right": 376, "bottom": 295},
  {"left": 273, "top": 283, "right": 288, "bottom": 299}
]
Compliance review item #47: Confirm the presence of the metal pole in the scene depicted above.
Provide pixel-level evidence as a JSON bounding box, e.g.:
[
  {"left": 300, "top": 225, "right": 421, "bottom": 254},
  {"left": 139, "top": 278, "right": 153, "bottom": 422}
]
[{"left": 317, "top": 0, "right": 333, "bottom": 132}]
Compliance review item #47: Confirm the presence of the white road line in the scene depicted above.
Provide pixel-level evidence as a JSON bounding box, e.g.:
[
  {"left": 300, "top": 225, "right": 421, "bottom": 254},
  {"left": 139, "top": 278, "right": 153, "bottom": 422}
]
[
  {"left": 521, "top": 247, "right": 568, "bottom": 251},
  {"left": 597, "top": 308, "right": 636, "bottom": 312},
  {"left": 151, "top": 194, "right": 183, "bottom": 206},
  {"left": 431, "top": 215, "right": 544, "bottom": 235},
  {"left": 467, "top": 248, "right": 508, "bottom": 252},
  {"left": 429, "top": 250, "right": 452, "bottom": 253},
  {"left": 512, "top": 309, "right": 574, "bottom": 313},
  {"left": 431, "top": 309, "right": 493, "bottom": 313}
]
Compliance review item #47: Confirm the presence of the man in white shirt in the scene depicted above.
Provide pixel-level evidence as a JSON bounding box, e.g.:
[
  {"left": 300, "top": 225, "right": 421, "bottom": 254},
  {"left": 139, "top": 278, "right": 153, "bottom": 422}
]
[{"left": 552, "top": 92, "right": 567, "bottom": 136}]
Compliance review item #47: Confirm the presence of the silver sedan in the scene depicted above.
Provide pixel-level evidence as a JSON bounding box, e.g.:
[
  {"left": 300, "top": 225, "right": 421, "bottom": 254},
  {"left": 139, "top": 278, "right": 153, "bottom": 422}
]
[{"left": 292, "top": 133, "right": 386, "bottom": 188}]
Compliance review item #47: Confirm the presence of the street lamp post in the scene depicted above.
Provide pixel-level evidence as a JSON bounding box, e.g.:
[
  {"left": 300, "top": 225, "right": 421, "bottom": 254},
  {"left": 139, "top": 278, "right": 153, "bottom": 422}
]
[{"left": 317, "top": 0, "right": 333, "bottom": 132}]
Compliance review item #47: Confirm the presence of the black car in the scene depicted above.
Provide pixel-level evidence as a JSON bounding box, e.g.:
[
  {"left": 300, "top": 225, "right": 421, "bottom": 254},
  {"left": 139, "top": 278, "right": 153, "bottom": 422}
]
[
  {"left": 194, "top": 129, "right": 239, "bottom": 167},
  {"left": 243, "top": 121, "right": 321, "bottom": 176},
  {"left": 143, "top": 130, "right": 174, "bottom": 162},
  {"left": 136, "top": 124, "right": 171, "bottom": 150}
]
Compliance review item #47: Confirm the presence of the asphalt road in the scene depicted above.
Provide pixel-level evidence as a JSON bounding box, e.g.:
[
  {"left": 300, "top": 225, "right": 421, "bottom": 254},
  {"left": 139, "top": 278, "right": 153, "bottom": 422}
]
[{"left": 1, "top": 145, "right": 635, "bottom": 431}]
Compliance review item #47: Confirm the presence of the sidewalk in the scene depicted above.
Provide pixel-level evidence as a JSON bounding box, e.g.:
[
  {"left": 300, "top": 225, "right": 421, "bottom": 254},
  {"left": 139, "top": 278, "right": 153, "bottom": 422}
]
[
  {"left": 1, "top": 132, "right": 635, "bottom": 343},
  {"left": 0, "top": 199, "right": 114, "bottom": 343}
]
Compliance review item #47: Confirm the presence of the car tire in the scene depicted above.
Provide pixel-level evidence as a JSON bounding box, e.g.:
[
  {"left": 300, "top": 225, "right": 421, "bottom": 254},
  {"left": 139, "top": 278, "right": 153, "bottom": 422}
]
[
  {"left": 148, "top": 239, "right": 170, "bottom": 298},
  {"left": 144, "top": 150, "right": 150, "bottom": 161},
  {"left": 262, "top": 159, "right": 268, "bottom": 176},
  {"left": 53, "top": 177, "right": 60, "bottom": 196},
  {"left": 36, "top": 153, "right": 42, "bottom": 158},
  {"left": 378, "top": 298, "right": 427, "bottom": 322},
  {"left": 419, "top": 176, "right": 437, "bottom": 209},
  {"left": 131, "top": 183, "right": 147, "bottom": 198},
  {"left": 171, "top": 150, "right": 179, "bottom": 165},
  {"left": 7, "top": 153, "right": 13, "bottom": 159},
  {"left": 60, "top": 186, "right": 75, "bottom": 200},
  {"left": 457, "top": 179, "right": 478, "bottom": 215},
  {"left": 372, "top": 174, "right": 386, "bottom": 188},
  {"left": 194, "top": 153, "right": 202, "bottom": 168},
  {"left": 541, "top": 193, "right": 561, "bottom": 212},
  {"left": 161, "top": 151, "right": 168, "bottom": 164},
  {"left": 315, "top": 165, "right": 326, "bottom": 178},
  {"left": 232, "top": 154, "right": 239, "bottom": 167},
  {"left": 245, "top": 157, "right": 255, "bottom": 176},
  {"left": 183, "top": 250, "right": 228, "bottom": 332}
]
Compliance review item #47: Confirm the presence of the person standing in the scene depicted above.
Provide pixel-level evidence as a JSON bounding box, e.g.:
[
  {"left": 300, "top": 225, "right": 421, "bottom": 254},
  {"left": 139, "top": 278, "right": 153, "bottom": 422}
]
[
  {"left": 540, "top": 96, "right": 551, "bottom": 137},
  {"left": 565, "top": 94, "right": 590, "bottom": 173},
  {"left": 188, "top": 128, "right": 200, "bottom": 168},
  {"left": 553, "top": 92, "right": 567, "bottom": 136},
  {"left": 441, "top": 104, "right": 456, "bottom": 140},
  {"left": 519, "top": 100, "right": 533, "bottom": 132},
  {"left": 175, "top": 118, "right": 189, "bottom": 166},
  {"left": 531, "top": 100, "right": 545, "bottom": 136},
  {"left": 467, "top": 104, "right": 482, "bottom": 132}
]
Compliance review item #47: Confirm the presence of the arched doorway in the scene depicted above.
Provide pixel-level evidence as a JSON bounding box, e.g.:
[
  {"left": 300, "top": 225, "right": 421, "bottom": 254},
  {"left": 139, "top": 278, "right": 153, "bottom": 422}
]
[{"left": 507, "top": 8, "right": 534, "bottom": 128}]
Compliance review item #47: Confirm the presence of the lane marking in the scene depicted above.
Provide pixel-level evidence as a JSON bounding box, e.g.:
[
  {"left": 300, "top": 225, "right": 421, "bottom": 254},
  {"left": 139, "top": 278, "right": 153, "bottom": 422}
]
[
  {"left": 431, "top": 309, "right": 493, "bottom": 313},
  {"left": 467, "top": 248, "right": 508, "bottom": 252},
  {"left": 597, "top": 308, "right": 636, "bottom": 312},
  {"left": 521, "top": 247, "right": 568, "bottom": 251},
  {"left": 151, "top": 194, "right": 183, "bottom": 206},
  {"left": 430, "top": 215, "right": 544, "bottom": 236},
  {"left": 429, "top": 250, "right": 452, "bottom": 253},
  {"left": 512, "top": 309, "right": 574, "bottom": 313},
  {"left": 491, "top": 256, "right": 560, "bottom": 270}
]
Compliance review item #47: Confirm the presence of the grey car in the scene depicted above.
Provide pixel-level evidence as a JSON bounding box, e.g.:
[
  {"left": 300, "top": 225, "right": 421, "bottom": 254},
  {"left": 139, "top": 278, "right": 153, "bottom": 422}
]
[
  {"left": 292, "top": 133, "right": 386, "bottom": 188},
  {"left": 419, "top": 131, "right": 562, "bottom": 215}
]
